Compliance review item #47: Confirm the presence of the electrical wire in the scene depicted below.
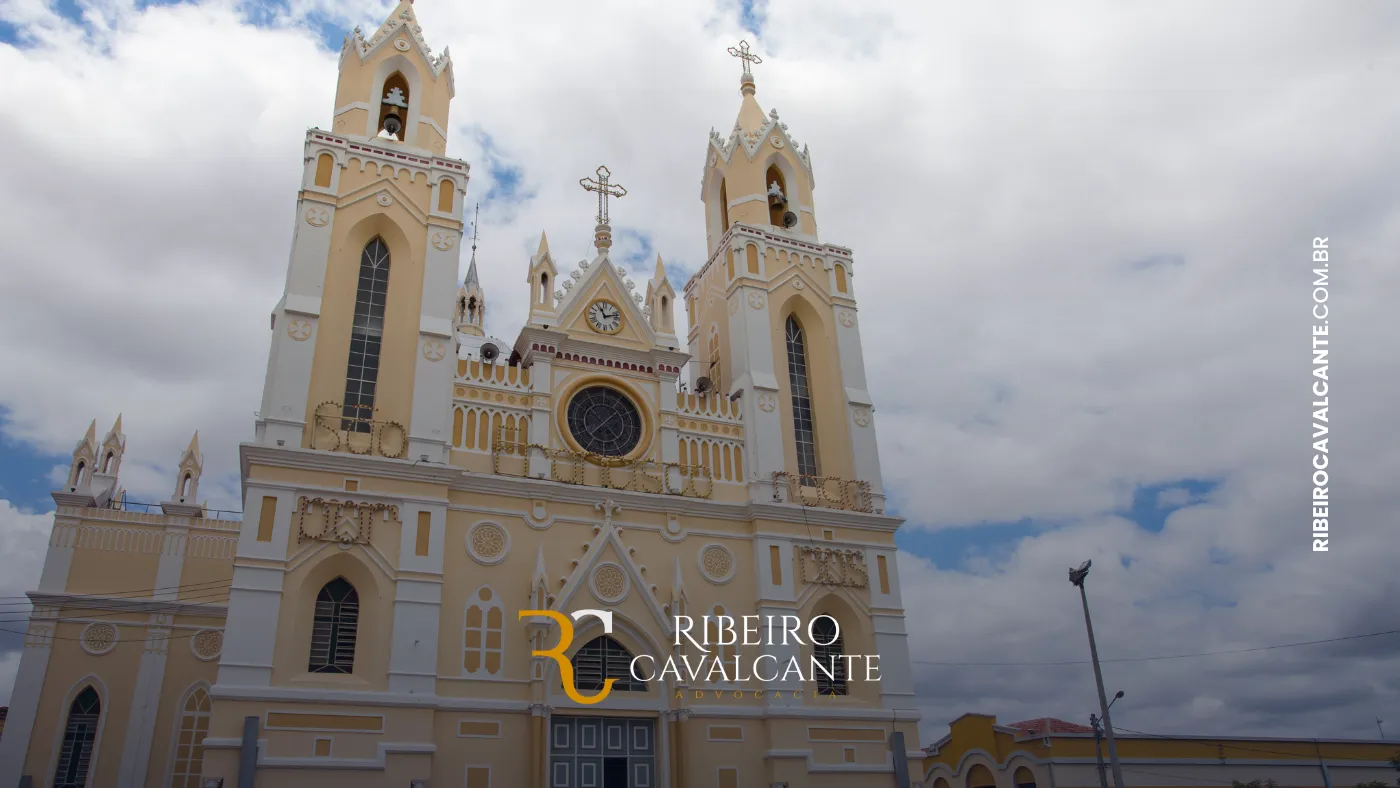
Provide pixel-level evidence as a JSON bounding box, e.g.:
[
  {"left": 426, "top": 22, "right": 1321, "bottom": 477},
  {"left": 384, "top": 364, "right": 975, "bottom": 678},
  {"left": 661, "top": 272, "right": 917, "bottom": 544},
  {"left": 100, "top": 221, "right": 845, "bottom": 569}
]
[
  {"left": 0, "top": 586, "right": 234, "bottom": 626},
  {"left": 0, "top": 577, "right": 235, "bottom": 605},
  {"left": 909, "top": 628, "right": 1400, "bottom": 667}
]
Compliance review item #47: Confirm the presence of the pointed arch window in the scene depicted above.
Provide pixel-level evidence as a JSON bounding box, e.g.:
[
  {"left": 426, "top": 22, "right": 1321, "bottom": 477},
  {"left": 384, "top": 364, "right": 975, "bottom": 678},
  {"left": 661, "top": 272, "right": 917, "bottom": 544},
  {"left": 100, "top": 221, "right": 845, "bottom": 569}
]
[
  {"left": 71, "top": 461, "right": 85, "bottom": 487},
  {"left": 571, "top": 636, "right": 645, "bottom": 692},
  {"left": 463, "top": 586, "right": 504, "bottom": 676},
  {"left": 342, "top": 238, "right": 391, "bottom": 432},
  {"left": 53, "top": 686, "right": 101, "bottom": 788},
  {"left": 811, "top": 616, "right": 847, "bottom": 696},
  {"left": 784, "top": 316, "right": 819, "bottom": 484},
  {"left": 169, "top": 686, "right": 211, "bottom": 788},
  {"left": 309, "top": 577, "right": 359, "bottom": 674}
]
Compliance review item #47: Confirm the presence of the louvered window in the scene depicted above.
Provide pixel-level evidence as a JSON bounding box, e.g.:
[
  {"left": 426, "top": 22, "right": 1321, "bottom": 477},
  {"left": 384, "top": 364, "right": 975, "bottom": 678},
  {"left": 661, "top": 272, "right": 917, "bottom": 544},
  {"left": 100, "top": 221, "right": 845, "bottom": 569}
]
[
  {"left": 309, "top": 577, "right": 359, "bottom": 674},
  {"left": 785, "top": 316, "right": 819, "bottom": 485},
  {"left": 53, "top": 686, "right": 101, "bottom": 788},
  {"left": 571, "top": 636, "right": 645, "bottom": 692},
  {"left": 342, "top": 238, "right": 391, "bottom": 432},
  {"left": 812, "top": 617, "right": 847, "bottom": 696}
]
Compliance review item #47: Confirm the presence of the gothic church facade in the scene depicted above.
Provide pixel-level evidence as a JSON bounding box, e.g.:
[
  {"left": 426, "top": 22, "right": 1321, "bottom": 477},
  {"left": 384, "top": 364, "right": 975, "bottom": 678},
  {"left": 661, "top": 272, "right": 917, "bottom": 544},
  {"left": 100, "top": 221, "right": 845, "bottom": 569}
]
[{"left": 0, "top": 4, "right": 923, "bottom": 787}]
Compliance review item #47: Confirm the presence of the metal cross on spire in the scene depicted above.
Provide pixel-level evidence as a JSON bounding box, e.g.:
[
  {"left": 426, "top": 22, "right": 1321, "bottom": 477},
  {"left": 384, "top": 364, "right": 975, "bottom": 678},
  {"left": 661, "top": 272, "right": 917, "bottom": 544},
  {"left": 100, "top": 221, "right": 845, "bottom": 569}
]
[
  {"left": 469, "top": 203, "right": 479, "bottom": 264},
  {"left": 580, "top": 165, "right": 627, "bottom": 226},
  {"left": 727, "top": 39, "right": 762, "bottom": 76}
]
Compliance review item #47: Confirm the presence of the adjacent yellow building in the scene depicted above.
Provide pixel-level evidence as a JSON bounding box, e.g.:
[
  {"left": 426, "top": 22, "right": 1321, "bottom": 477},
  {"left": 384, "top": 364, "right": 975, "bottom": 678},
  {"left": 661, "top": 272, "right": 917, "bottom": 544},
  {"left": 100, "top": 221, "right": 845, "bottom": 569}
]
[
  {"left": 0, "top": 5, "right": 923, "bottom": 787},
  {"left": 921, "top": 714, "right": 1400, "bottom": 788}
]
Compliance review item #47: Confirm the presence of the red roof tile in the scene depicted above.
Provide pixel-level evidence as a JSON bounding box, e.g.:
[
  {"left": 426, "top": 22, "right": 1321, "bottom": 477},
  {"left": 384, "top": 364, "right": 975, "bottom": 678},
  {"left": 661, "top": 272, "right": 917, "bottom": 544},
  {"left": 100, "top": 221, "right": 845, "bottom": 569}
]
[{"left": 1008, "top": 717, "right": 1095, "bottom": 735}]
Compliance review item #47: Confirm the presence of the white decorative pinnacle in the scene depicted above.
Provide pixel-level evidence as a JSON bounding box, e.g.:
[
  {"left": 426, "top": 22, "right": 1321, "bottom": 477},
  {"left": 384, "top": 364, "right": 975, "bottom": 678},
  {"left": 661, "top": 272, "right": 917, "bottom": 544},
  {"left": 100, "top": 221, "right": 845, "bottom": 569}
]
[
  {"left": 624, "top": 278, "right": 635, "bottom": 291},
  {"left": 562, "top": 280, "right": 574, "bottom": 291},
  {"left": 632, "top": 292, "right": 643, "bottom": 304}
]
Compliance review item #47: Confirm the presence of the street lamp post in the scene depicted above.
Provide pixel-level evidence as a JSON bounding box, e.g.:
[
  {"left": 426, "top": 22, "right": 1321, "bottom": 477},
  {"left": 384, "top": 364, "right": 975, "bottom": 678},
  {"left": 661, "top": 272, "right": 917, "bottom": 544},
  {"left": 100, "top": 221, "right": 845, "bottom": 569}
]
[{"left": 1070, "top": 560, "right": 1126, "bottom": 788}]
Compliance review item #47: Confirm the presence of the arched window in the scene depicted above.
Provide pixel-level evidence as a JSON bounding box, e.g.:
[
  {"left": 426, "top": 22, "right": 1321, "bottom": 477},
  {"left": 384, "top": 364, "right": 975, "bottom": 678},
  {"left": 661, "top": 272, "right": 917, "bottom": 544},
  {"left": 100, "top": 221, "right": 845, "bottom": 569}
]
[
  {"left": 309, "top": 577, "right": 359, "bottom": 674},
  {"left": 342, "top": 238, "right": 391, "bottom": 432},
  {"left": 377, "top": 72, "right": 409, "bottom": 140},
  {"left": 180, "top": 473, "right": 192, "bottom": 498},
  {"left": 53, "top": 686, "right": 101, "bottom": 788},
  {"left": 784, "top": 316, "right": 819, "bottom": 484},
  {"left": 463, "top": 586, "right": 503, "bottom": 676},
  {"left": 437, "top": 179, "right": 454, "bottom": 213},
  {"left": 811, "top": 616, "right": 846, "bottom": 696},
  {"left": 766, "top": 165, "right": 788, "bottom": 226},
  {"left": 966, "top": 764, "right": 996, "bottom": 788},
  {"left": 169, "top": 686, "right": 211, "bottom": 788},
  {"left": 934, "top": 778, "right": 952, "bottom": 788},
  {"left": 707, "top": 329, "right": 722, "bottom": 391},
  {"left": 571, "top": 636, "right": 645, "bottom": 692},
  {"left": 660, "top": 295, "right": 669, "bottom": 326},
  {"left": 71, "top": 461, "right": 85, "bottom": 487},
  {"left": 467, "top": 295, "right": 479, "bottom": 323},
  {"left": 314, "top": 153, "right": 334, "bottom": 188},
  {"left": 539, "top": 272, "right": 549, "bottom": 304},
  {"left": 1014, "top": 766, "right": 1037, "bottom": 788},
  {"left": 101, "top": 452, "right": 113, "bottom": 473},
  {"left": 706, "top": 606, "right": 738, "bottom": 678}
]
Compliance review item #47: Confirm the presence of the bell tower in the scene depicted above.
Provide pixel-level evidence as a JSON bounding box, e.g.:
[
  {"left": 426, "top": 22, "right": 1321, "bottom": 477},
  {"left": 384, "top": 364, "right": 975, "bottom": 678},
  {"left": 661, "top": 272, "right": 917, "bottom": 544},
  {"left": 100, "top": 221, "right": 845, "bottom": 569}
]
[
  {"left": 254, "top": 0, "right": 468, "bottom": 463},
  {"left": 685, "top": 42, "right": 885, "bottom": 512}
]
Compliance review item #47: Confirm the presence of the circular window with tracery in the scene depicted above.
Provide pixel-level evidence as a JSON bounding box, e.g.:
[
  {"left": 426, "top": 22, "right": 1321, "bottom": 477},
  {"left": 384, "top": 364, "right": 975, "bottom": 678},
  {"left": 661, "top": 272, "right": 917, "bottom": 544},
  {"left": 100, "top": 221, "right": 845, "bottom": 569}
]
[
  {"left": 80, "top": 622, "right": 118, "bottom": 656},
  {"left": 567, "top": 386, "right": 642, "bottom": 457},
  {"left": 467, "top": 521, "right": 509, "bottom": 565}
]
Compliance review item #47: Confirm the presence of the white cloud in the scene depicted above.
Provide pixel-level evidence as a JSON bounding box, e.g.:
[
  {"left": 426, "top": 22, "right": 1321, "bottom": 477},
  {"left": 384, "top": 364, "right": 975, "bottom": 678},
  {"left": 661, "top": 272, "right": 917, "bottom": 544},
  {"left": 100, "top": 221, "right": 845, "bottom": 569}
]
[{"left": 1, "top": 0, "right": 1397, "bottom": 744}]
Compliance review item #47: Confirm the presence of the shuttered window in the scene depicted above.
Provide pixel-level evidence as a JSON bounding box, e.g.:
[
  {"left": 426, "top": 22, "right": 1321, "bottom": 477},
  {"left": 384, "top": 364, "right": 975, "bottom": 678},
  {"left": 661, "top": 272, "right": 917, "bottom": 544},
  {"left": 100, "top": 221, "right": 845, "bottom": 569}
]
[
  {"left": 309, "top": 577, "right": 359, "bottom": 674},
  {"left": 571, "top": 636, "right": 645, "bottom": 692},
  {"left": 54, "top": 686, "right": 101, "bottom": 788}
]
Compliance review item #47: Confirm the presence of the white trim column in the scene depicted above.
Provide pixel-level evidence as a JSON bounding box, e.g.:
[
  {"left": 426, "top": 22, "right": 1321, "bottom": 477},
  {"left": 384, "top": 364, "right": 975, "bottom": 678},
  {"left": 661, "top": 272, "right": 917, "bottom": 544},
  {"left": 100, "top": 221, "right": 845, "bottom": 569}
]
[
  {"left": 727, "top": 276, "right": 784, "bottom": 503},
  {"left": 116, "top": 614, "right": 172, "bottom": 787},
  {"left": 389, "top": 502, "right": 445, "bottom": 694},
  {"left": 0, "top": 619, "right": 55, "bottom": 784}
]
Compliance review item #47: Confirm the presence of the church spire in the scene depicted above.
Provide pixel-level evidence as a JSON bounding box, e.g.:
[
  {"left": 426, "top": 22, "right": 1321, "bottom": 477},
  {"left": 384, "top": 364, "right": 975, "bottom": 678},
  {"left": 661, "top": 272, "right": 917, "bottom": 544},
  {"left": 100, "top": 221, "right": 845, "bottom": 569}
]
[{"left": 455, "top": 204, "right": 486, "bottom": 337}]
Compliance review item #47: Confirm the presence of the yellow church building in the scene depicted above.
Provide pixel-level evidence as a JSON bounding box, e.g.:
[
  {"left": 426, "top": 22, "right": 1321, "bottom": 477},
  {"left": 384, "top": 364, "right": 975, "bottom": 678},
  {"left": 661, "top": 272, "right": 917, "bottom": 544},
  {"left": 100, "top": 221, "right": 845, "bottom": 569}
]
[{"left": 0, "top": 4, "right": 924, "bottom": 787}]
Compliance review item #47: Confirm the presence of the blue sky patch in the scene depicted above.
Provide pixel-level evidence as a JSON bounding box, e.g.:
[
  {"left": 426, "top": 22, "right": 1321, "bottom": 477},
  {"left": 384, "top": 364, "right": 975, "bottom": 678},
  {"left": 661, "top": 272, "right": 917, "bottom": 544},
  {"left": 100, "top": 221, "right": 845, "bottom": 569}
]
[
  {"left": 1118, "top": 478, "right": 1218, "bottom": 533},
  {"left": 0, "top": 410, "right": 61, "bottom": 514},
  {"left": 896, "top": 518, "right": 1044, "bottom": 570}
]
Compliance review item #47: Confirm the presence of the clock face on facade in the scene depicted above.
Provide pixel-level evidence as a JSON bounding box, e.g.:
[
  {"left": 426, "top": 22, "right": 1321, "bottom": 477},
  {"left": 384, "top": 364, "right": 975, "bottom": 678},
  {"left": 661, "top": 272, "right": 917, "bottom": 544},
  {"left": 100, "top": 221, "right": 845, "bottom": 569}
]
[
  {"left": 586, "top": 299, "right": 623, "bottom": 334},
  {"left": 567, "top": 386, "right": 642, "bottom": 457}
]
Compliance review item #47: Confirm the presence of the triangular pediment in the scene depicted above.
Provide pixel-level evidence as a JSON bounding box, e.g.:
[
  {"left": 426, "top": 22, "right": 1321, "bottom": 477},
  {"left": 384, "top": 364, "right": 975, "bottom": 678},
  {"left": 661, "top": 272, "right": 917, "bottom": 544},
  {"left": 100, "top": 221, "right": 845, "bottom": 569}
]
[
  {"left": 339, "top": 2, "right": 454, "bottom": 89},
  {"left": 552, "top": 518, "right": 671, "bottom": 638},
  {"left": 555, "top": 256, "right": 656, "bottom": 350},
  {"left": 338, "top": 178, "right": 429, "bottom": 226}
]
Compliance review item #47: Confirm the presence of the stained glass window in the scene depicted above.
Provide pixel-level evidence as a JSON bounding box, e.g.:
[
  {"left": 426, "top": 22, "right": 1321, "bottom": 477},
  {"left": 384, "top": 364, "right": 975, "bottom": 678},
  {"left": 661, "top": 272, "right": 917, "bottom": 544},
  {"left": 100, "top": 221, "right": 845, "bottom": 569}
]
[
  {"left": 566, "top": 387, "right": 642, "bottom": 457},
  {"left": 309, "top": 577, "right": 359, "bottom": 674},
  {"left": 342, "top": 238, "right": 391, "bottom": 432},
  {"left": 785, "top": 316, "right": 819, "bottom": 484},
  {"left": 53, "top": 686, "right": 101, "bottom": 788}
]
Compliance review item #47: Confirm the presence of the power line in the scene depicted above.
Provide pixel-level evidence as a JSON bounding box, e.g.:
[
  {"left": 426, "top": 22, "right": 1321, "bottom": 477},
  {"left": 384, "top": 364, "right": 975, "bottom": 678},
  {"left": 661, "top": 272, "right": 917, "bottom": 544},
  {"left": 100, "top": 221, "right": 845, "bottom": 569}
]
[
  {"left": 910, "top": 628, "right": 1400, "bottom": 667},
  {"left": 0, "top": 587, "right": 234, "bottom": 625},
  {"left": 0, "top": 577, "right": 235, "bottom": 606}
]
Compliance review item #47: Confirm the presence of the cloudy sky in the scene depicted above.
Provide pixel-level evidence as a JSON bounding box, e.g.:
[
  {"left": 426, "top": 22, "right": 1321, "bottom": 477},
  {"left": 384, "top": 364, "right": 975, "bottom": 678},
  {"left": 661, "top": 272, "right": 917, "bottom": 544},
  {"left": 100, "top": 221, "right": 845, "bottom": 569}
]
[{"left": 1, "top": 0, "right": 1398, "bottom": 745}]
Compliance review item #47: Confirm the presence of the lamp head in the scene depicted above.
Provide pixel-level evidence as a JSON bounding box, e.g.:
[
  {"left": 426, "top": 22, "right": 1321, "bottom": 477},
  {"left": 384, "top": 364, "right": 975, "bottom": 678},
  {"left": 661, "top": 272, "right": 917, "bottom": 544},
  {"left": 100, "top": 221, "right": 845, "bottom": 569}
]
[{"left": 1068, "top": 559, "right": 1092, "bottom": 587}]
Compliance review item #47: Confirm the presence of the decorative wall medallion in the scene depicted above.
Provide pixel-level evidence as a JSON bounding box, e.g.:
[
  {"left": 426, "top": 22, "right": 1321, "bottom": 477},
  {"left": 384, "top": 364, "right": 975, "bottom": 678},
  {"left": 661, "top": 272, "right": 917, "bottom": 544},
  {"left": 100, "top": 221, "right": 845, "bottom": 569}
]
[
  {"left": 728, "top": 298, "right": 740, "bottom": 315},
  {"left": 80, "top": 622, "right": 118, "bottom": 656},
  {"left": 757, "top": 392, "right": 778, "bottom": 413},
  {"left": 838, "top": 310, "right": 856, "bottom": 328},
  {"left": 661, "top": 414, "right": 677, "bottom": 427},
  {"left": 590, "top": 562, "right": 629, "bottom": 604},
  {"left": 286, "top": 319, "right": 312, "bottom": 341},
  {"left": 792, "top": 278, "right": 805, "bottom": 290},
  {"left": 698, "top": 544, "right": 736, "bottom": 584},
  {"left": 666, "top": 514, "right": 681, "bottom": 535},
  {"left": 467, "top": 521, "right": 509, "bottom": 565},
  {"left": 747, "top": 291, "right": 766, "bottom": 310},
  {"left": 422, "top": 339, "right": 447, "bottom": 361},
  {"left": 853, "top": 407, "right": 872, "bottom": 427},
  {"left": 305, "top": 207, "right": 330, "bottom": 227},
  {"left": 394, "top": 37, "right": 410, "bottom": 51},
  {"left": 431, "top": 231, "right": 457, "bottom": 251},
  {"left": 376, "top": 192, "right": 393, "bottom": 207},
  {"left": 709, "top": 152, "right": 717, "bottom": 167},
  {"left": 191, "top": 629, "right": 223, "bottom": 661},
  {"left": 770, "top": 135, "right": 784, "bottom": 148}
]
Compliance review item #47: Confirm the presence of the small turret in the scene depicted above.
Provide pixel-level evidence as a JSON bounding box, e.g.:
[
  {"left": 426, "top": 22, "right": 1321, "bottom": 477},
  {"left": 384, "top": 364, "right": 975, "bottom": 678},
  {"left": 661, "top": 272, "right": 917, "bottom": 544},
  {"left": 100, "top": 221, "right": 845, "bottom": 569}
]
[
  {"left": 162, "top": 432, "right": 206, "bottom": 516},
  {"left": 525, "top": 231, "right": 558, "bottom": 328}
]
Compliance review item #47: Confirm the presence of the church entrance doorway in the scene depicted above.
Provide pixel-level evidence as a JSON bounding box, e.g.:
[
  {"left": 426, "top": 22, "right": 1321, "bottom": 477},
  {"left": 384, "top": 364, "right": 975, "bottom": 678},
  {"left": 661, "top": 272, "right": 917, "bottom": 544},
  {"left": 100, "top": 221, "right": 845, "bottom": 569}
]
[{"left": 549, "top": 715, "right": 656, "bottom": 787}]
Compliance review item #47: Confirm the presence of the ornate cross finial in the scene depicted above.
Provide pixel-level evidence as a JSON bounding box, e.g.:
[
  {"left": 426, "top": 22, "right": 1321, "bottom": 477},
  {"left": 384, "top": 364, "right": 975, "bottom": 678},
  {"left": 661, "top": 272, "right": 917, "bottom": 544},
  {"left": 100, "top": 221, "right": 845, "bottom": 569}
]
[
  {"left": 469, "top": 203, "right": 479, "bottom": 264},
  {"left": 580, "top": 165, "right": 627, "bottom": 226},
  {"left": 594, "top": 498, "right": 622, "bottom": 527},
  {"left": 727, "top": 39, "right": 762, "bottom": 76}
]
